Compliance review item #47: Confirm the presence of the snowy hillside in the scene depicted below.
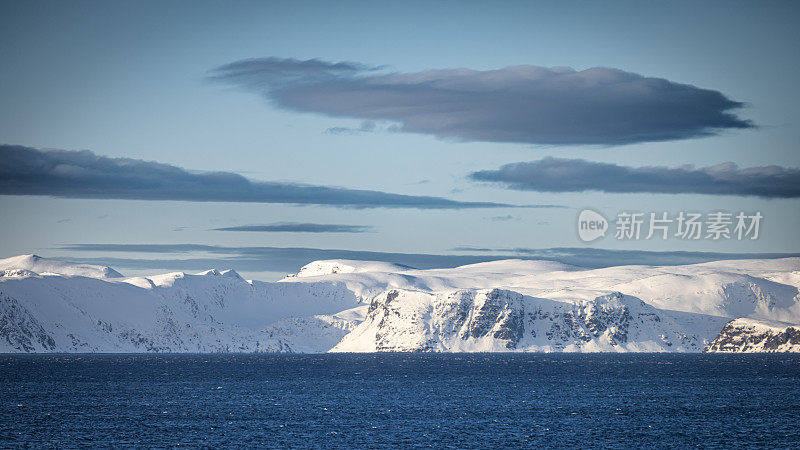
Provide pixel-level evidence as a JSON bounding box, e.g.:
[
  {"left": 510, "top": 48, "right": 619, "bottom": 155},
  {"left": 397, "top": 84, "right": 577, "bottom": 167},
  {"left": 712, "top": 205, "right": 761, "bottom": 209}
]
[
  {"left": 0, "top": 254, "right": 123, "bottom": 278},
  {"left": 331, "top": 289, "right": 728, "bottom": 352},
  {"left": 704, "top": 318, "right": 800, "bottom": 353},
  {"left": 1, "top": 255, "right": 799, "bottom": 353},
  {"left": 0, "top": 258, "right": 359, "bottom": 353}
]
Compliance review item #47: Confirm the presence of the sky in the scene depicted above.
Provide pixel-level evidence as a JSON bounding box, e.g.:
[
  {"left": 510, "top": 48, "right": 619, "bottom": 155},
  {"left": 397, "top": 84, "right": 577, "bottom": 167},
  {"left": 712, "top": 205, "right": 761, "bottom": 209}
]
[{"left": 1, "top": 0, "right": 799, "bottom": 280}]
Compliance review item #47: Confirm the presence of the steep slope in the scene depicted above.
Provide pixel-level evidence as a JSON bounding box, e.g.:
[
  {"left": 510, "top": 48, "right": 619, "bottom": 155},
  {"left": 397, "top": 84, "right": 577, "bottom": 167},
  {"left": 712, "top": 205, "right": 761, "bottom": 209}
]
[
  {"left": 612, "top": 272, "right": 800, "bottom": 322},
  {"left": 283, "top": 259, "right": 800, "bottom": 325},
  {"left": 704, "top": 318, "right": 800, "bottom": 353},
  {"left": 0, "top": 267, "right": 359, "bottom": 353},
  {"left": 332, "top": 289, "right": 728, "bottom": 353}
]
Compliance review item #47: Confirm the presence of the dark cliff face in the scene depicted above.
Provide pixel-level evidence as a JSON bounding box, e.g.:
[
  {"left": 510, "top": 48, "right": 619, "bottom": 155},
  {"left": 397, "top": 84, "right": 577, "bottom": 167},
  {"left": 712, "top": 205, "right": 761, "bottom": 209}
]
[
  {"left": 463, "top": 289, "right": 525, "bottom": 348},
  {"left": 0, "top": 292, "right": 56, "bottom": 352},
  {"left": 705, "top": 320, "right": 800, "bottom": 353},
  {"left": 523, "top": 292, "right": 635, "bottom": 349},
  {"left": 761, "top": 328, "right": 800, "bottom": 350},
  {"left": 363, "top": 288, "right": 527, "bottom": 351},
  {"left": 359, "top": 289, "right": 680, "bottom": 352}
]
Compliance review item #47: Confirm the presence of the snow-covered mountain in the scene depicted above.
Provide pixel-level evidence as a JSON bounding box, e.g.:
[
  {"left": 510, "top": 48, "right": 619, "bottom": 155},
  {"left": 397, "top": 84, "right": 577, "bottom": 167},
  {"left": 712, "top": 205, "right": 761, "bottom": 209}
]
[
  {"left": 704, "top": 318, "right": 800, "bottom": 353},
  {"left": 1, "top": 255, "right": 799, "bottom": 353},
  {"left": 0, "top": 256, "right": 359, "bottom": 353},
  {"left": 0, "top": 254, "right": 123, "bottom": 279},
  {"left": 331, "top": 289, "right": 727, "bottom": 353}
]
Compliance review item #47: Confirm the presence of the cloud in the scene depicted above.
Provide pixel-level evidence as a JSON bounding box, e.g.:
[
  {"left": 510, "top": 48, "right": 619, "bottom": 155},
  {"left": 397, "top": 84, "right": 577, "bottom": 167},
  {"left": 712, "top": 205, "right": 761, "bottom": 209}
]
[
  {"left": 57, "top": 243, "right": 800, "bottom": 275},
  {"left": 0, "top": 144, "right": 533, "bottom": 209},
  {"left": 58, "top": 243, "right": 505, "bottom": 273},
  {"left": 470, "top": 157, "right": 800, "bottom": 198},
  {"left": 212, "top": 222, "right": 372, "bottom": 233},
  {"left": 324, "top": 120, "right": 377, "bottom": 135},
  {"left": 449, "top": 246, "right": 800, "bottom": 267},
  {"left": 487, "top": 215, "right": 520, "bottom": 222},
  {"left": 324, "top": 127, "right": 356, "bottom": 135},
  {"left": 210, "top": 57, "right": 753, "bottom": 146}
]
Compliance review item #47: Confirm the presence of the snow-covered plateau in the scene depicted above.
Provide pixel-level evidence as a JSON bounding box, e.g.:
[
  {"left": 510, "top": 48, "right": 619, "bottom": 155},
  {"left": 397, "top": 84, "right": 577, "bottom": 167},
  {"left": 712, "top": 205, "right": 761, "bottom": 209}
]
[{"left": 1, "top": 254, "right": 799, "bottom": 353}]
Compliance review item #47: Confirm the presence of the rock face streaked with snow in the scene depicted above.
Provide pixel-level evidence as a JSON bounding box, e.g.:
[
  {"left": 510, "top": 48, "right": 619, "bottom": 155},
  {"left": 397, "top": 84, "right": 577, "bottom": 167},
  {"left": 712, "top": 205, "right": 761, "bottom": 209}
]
[
  {"left": 0, "top": 256, "right": 359, "bottom": 353},
  {"left": 331, "top": 289, "right": 725, "bottom": 353},
  {"left": 1, "top": 255, "right": 799, "bottom": 353},
  {"left": 704, "top": 318, "right": 800, "bottom": 353}
]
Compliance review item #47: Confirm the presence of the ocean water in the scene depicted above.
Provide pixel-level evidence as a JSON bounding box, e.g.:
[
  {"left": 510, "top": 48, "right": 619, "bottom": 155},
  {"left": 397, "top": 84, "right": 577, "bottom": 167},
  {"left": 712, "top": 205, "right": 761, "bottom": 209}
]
[{"left": 1, "top": 354, "right": 799, "bottom": 448}]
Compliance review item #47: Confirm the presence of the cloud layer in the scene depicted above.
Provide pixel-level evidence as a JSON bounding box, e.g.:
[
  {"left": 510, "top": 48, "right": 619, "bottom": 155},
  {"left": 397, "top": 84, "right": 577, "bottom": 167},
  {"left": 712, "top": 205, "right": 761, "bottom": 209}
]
[
  {"left": 59, "top": 243, "right": 800, "bottom": 275},
  {"left": 213, "top": 222, "right": 372, "bottom": 233},
  {"left": 470, "top": 157, "right": 800, "bottom": 198},
  {"left": 0, "top": 144, "right": 526, "bottom": 209},
  {"left": 211, "top": 57, "right": 753, "bottom": 146}
]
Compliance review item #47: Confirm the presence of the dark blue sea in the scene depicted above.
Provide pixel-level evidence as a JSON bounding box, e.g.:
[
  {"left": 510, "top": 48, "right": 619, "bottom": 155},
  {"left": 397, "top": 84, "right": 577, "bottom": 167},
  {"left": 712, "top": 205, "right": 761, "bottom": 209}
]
[{"left": 1, "top": 354, "right": 799, "bottom": 448}]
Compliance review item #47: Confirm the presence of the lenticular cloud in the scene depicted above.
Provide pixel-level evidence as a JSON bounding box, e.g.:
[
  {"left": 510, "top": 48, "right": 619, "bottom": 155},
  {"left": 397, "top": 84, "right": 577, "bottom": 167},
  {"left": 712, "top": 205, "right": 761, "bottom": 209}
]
[
  {"left": 0, "top": 144, "right": 521, "bottom": 209},
  {"left": 470, "top": 157, "right": 800, "bottom": 198},
  {"left": 211, "top": 57, "right": 754, "bottom": 146}
]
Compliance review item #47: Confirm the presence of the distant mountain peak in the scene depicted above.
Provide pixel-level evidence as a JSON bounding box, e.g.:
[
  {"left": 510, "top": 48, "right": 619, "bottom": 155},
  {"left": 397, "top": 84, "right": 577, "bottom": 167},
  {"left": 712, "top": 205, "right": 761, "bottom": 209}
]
[
  {"left": 195, "top": 268, "right": 244, "bottom": 280},
  {"left": 0, "top": 254, "right": 123, "bottom": 279}
]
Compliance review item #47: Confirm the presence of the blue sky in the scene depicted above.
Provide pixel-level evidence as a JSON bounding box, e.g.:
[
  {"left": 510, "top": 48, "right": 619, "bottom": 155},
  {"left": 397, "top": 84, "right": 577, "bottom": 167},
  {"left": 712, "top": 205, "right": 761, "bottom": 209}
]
[{"left": 1, "top": 0, "right": 799, "bottom": 279}]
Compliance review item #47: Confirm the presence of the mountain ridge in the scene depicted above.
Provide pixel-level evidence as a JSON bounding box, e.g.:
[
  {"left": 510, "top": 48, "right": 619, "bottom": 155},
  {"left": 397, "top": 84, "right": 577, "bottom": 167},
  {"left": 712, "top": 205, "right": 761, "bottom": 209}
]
[{"left": 1, "top": 254, "right": 798, "bottom": 353}]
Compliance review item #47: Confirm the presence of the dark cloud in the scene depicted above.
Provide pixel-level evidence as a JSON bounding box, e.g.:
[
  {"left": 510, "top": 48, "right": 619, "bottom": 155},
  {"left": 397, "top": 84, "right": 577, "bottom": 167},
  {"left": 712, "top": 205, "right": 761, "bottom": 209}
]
[
  {"left": 57, "top": 243, "right": 800, "bottom": 275},
  {"left": 0, "top": 144, "right": 531, "bottom": 209},
  {"left": 210, "top": 57, "right": 377, "bottom": 87},
  {"left": 210, "top": 57, "right": 753, "bottom": 146},
  {"left": 212, "top": 222, "right": 372, "bottom": 233},
  {"left": 470, "top": 157, "right": 800, "bottom": 198}
]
